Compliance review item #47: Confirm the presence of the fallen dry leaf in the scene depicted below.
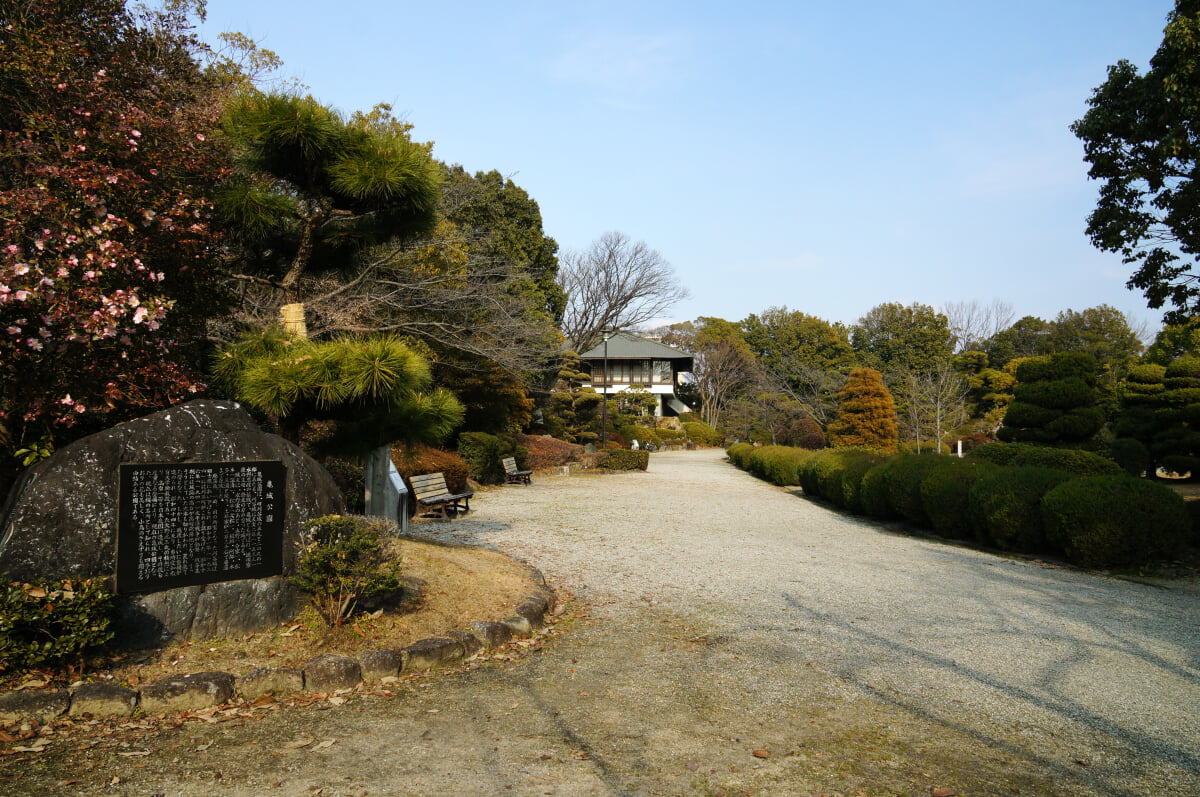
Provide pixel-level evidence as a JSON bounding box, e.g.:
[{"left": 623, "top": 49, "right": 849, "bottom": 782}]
[
  {"left": 312, "top": 739, "right": 336, "bottom": 750},
  {"left": 284, "top": 737, "right": 315, "bottom": 749},
  {"left": 117, "top": 749, "right": 151, "bottom": 757},
  {"left": 752, "top": 749, "right": 771, "bottom": 759}
]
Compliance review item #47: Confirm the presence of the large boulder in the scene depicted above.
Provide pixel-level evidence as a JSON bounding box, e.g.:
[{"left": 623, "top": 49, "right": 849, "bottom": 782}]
[{"left": 0, "top": 400, "right": 344, "bottom": 643}]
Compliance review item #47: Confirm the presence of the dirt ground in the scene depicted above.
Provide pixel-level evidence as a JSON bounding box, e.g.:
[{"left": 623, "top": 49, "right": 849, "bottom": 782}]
[{"left": 1, "top": 536, "right": 538, "bottom": 693}]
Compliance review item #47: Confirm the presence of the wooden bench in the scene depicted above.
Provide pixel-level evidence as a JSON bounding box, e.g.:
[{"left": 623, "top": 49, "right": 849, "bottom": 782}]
[
  {"left": 410, "top": 472, "right": 473, "bottom": 518},
  {"left": 502, "top": 456, "right": 532, "bottom": 485}
]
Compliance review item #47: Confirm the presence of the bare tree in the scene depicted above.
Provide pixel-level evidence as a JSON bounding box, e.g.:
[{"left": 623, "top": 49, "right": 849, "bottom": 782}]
[
  {"left": 558, "top": 231, "right": 689, "bottom": 352},
  {"left": 692, "top": 338, "right": 755, "bottom": 428},
  {"left": 897, "top": 363, "right": 970, "bottom": 452},
  {"left": 942, "top": 299, "right": 1016, "bottom": 353}
]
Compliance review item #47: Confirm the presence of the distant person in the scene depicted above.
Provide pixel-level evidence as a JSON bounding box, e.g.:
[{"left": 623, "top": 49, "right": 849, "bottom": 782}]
[{"left": 631, "top": 439, "right": 640, "bottom": 450}]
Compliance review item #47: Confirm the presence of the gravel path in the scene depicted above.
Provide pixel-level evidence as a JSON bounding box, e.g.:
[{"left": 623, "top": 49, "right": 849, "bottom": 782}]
[
  {"left": 24, "top": 449, "right": 1197, "bottom": 795},
  {"left": 414, "top": 448, "right": 1200, "bottom": 795}
]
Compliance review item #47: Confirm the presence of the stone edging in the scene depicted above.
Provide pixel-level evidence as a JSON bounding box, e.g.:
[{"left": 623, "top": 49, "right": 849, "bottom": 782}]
[{"left": 0, "top": 565, "right": 556, "bottom": 726}]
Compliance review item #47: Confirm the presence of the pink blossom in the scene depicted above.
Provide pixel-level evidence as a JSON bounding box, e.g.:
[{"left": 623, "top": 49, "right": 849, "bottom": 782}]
[
  {"left": 5, "top": 326, "right": 20, "bottom": 335},
  {"left": 131, "top": 129, "right": 141, "bottom": 138},
  {"left": 84, "top": 271, "right": 96, "bottom": 280},
  {"left": 25, "top": 338, "right": 42, "bottom": 351},
  {"left": 5, "top": 244, "right": 19, "bottom": 253},
  {"left": 39, "top": 327, "right": 51, "bottom": 338},
  {"left": 60, "top": 395, "right": 74, "bottom": 406},
  {"left": 56, "top": 83, "right": 66, "bottom": 90},
  {"left": 14, "top": 290, "right": 28, "bottom": 301},
  {"left": 74, "top": 404, "right": 86, "bottom": 413},
  {"left": 13, "top": 264, "right": 29, "bottom": 275},
  {"left": 133, "top": 306, "right": 149, "bottom": 324},
  {"left": 196, "top": 133, "right": 206, "bottom": 141}
]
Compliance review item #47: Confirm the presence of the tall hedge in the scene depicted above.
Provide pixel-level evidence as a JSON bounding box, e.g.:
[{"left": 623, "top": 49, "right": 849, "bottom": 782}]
[
  {"left": 968, "top": 466, "right": 1074, "bottom": 551},
  {"left": 1042, "top": 476, "right": 1190, "bottom": 567},
  {"left": 883, "top": 455, "right": 944, "bottom": 529},
  {"left": 919, "top": 460, "right": 999, "bottom": 541}
]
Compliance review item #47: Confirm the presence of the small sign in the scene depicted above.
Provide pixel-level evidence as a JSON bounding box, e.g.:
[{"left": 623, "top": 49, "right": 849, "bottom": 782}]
[{"left": 116, "top": 461, "right": 286, "bottom": 593}]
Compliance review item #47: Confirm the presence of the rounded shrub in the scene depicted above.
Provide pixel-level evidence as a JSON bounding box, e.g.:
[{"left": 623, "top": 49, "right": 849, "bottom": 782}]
[
  {"left": 884, "top": 454, "right": 945, "bottom": 529},
  {"left": 799, "top": 450, "right": 841, "bottom": 501},
  {"left": 1107, "top": 437, "right": 1152, "bottom": 477},
  {"left": 840, "top": 451, "right": 890, "bottom": 513},
  {"left": 1007, "top": 446, "right": 1122, "bottom": 477},
  {"left": 966, "top": 442, "right": 1031, "bottom": 467},
  {"left": 727, "top": 442, "right": 754, "bottom": 470},
  {"left": 746, "top": 445, "right": 811, "bottom": 486},
  {"left": 1042, "top": 476, "right": 1190, "bottom": 568},
  {"left": 860, "top": 457, "right": 902, "bottom": 520},
  {"left": 967, "top": 466, "right": 1073, "bottom": 551},
  {"left": 919, "top": 460, "right": 1000, "bottom": 541}
]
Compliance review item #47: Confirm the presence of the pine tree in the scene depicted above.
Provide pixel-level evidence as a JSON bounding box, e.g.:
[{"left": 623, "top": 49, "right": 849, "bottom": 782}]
[{"left": 827, "top": 368, "right": 899, "bottom": 453}]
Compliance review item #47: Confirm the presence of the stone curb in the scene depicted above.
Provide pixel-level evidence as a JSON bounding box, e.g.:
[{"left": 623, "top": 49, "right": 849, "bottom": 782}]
[{"left": 0, "top": 565, "right": 556, "bottom": 725}]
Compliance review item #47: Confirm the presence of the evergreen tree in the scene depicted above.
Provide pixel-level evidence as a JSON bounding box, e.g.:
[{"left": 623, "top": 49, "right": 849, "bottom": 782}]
[
  {"left": 827, "top": 368, "right": 899, "bottom": 453},
  {"left": 1152, "top": 356, "right": 1200, "bottom": 477},
  {"left": 998, "top": 352, "right": 1104, "bottom": 446}
]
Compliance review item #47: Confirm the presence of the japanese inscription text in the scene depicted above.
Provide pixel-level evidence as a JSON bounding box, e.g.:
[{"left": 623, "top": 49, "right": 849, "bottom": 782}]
[{"left": 116, "top": 461, "right": 286, "bottom": 593}]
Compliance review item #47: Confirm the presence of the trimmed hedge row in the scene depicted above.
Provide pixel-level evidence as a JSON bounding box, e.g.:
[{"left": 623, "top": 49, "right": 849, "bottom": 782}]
[
  {"left": 599, "top": 450, "right": 650, "bottom": 471},
  {"left": 727, "top": 442, "right": 1190, "bottom": 569}
]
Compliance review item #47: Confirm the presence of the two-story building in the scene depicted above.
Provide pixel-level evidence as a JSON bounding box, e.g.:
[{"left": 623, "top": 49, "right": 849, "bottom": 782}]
[{"left": 578, "top": 332, "right": 695, "bottom": 417}]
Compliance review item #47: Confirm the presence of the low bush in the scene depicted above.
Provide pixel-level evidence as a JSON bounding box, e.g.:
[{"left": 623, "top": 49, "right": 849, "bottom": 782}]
[
  {"left": 683, "top": 421, "right": 725, "bottom": 447},
  {"left": 457, "top": 431, "right": 509, "bottom": 484},
  {"left": 291, "top": 515, "right": 402, "bottom": 627},
  {"left": 919, "top": 460, "right": 1000, "bottom": 541},
  {"left": 884, "top": 455, "right": 946, "bottom": 529},
  {"left": 968, "top": 466, "right": 1075, "bottom": 551},
  {"left": 1107, "top": 437, "right": 1152, "bottom": 477},
  {"left": 726, "top": 442, "right": 755, "bottom": 470},
  {"left": 800, "top": 449, "right": 880, "bottom": 508},
  {"left": 1042, "top": 476, "right": 1190, "bottom": 568},
  {"left": 966, "top": 441, "right": 1030, "bottom": 467},
  {"left": 1008, "top": 446, "right": 1122, "bottom": 477},
  {"left": 624, "top": 426, "right": 663, "bottom": 449},
  {"left": 0, "top": 578, "right": 114, "bottom": 674},
  {"left": 392, "top": 445, "right": 470, "bottom": 493},
  {"left": 516, "top": 434, "right": 583, "bottom": 469},
  {"left": 860, "top": 458, "right": 901, "bottom": 520},
  {"left": 840, "top": 451, "right": 890, "bottom": 513},
  {"left": 746, "top": 445, "right": 812, "bottom": 486},
  {"left": 599, "top": 450, "right": 650, "bottom": 471}
]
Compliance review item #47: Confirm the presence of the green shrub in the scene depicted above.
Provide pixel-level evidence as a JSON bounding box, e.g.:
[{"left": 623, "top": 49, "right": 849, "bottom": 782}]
[
  {"left": 747, "top": 445, "right": 812, "bottom": 485},
  {"left": 0, "top": 578, "right": 114, "bottom": 673},
  {"left": 727, "top": 442, "right": 755, "bottom": 469},
  {"left": 800, "top": 448, "right": 880, "bottom": 508},
  {"left": 1107, "top": 438, "right": 1152, "bottom": 477},
  {"left": 624, "top": 426, "right": 663, "bottom": 449},
  {"left": 1042, "top": 476, "right": 1190, "bottom": 568},
  {"left": 291, "top": 515, "right": 402, "bottom": 627},
  {"left": 683, "top": 421, "right": 725, "bottom": 447},
  {"left": 968, "top": 466, "right": 1074, "bottom": 551},
  {"left": 1008, "top": 446, "right": 1122, "bottom": 477},
  {"left": 599, "top": 450, "right": 650, "bottom": 471},
  {"left": 965, "top": 442, "right": 1028, "bottom": 467},
  {"left": 840, "top": 451, "right": 890, "bottom": 513},
  {"left": 457, "top": 431, "right": 508, "bottom": 484},
  {"left": 884, "top": 455, "right": 945, "bottom": 528},
  {"left": 919, "top": 460, "right": 1000, "bottom": 541},
  {"left": 860, "top": 458, "right": 901, "bottom": 520}
]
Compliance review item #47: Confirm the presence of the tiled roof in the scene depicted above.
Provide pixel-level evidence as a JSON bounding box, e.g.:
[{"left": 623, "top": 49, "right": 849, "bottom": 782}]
[{"left": 579, "top": 332, "right": 693, "bottom": 360}]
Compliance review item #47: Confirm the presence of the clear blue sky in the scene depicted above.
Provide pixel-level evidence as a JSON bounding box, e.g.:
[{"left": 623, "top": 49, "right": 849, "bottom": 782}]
[{"left": 196, "top": 0, "right": 1175, "bottom": 334}]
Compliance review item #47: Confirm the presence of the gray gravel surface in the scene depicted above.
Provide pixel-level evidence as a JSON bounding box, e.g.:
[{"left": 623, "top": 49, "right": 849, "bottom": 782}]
[
  {"left": 15, "top": 448, "right": 1199, "bottom": 796},
  {"left": 418, "top": 448, "right": 1200, "bottom": 795}
]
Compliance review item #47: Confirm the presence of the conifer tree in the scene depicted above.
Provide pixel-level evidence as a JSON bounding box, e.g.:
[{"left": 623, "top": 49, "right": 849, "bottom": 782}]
[{"left": 827, "top": 368, "right": 899, "bottom": 453}]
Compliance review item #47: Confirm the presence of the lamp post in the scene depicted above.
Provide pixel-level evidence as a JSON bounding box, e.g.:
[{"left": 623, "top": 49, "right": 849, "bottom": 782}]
[{"left": 600, "top": 328, "right": 613, "bottom": 449}]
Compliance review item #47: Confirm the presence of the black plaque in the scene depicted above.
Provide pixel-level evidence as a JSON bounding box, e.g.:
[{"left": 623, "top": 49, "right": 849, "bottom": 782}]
[{"left": 116, "top": 461, "right": 286, "bottom": 593}]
